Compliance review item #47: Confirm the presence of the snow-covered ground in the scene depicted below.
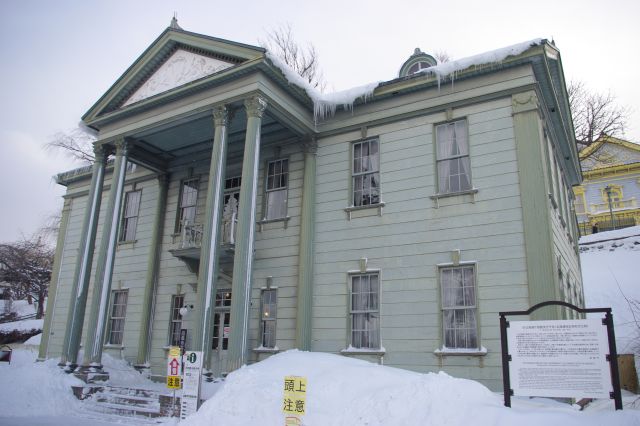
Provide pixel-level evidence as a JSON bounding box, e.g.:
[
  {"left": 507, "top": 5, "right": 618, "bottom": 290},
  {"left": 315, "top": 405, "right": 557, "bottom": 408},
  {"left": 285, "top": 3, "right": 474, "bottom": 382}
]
[
  {"left": 0, "top": 227, "right": 638, "bottom": 425},
  {"left": 0, "top": 347, "right": 638, "bottom": 426},
  {"left": 580, "top": 225, "right": 640, "bottom": 353}
]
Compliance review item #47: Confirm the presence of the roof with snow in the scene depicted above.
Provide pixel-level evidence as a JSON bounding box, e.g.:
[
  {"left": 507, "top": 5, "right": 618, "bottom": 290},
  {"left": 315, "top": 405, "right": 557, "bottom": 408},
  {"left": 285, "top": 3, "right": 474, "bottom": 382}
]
[{"left": 579, "top": 136, "right": 640, "bottom": 172}]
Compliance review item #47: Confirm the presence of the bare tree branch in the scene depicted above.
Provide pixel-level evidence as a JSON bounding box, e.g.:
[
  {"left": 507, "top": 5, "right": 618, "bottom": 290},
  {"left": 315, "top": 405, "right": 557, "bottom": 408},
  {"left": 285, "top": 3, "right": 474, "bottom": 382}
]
[
  {"left": 261, "top": 23, "right": 326, "bottom": 92},
  {"left": 568, "top": 81, "right": 631, "bottom": 149},
  {"left": 45, "top": 122, "right": 97, "bottom": 164},
  {"left": 434, "top": 50, "right": 451, "bottom": 64}
]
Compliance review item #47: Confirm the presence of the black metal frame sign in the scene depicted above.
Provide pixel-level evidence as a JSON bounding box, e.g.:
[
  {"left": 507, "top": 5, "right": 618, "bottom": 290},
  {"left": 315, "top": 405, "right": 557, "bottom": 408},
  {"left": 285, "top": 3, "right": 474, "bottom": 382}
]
[{"left": 499, "top": 301, "right": 622, "bottom": 410}]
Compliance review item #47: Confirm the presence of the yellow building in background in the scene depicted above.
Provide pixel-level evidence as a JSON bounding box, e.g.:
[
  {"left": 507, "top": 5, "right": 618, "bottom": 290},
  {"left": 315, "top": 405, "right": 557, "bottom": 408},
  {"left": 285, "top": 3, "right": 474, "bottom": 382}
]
[{"left": 574, "top": 136, "right": 640, "bottom": 235}]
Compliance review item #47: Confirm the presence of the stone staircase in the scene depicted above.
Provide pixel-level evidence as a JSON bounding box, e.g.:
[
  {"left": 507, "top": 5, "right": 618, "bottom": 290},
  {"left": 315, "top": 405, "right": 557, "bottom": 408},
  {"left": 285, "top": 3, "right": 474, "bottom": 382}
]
[{"left": 72, "top": 385, "right": 180, "bottom": 422}]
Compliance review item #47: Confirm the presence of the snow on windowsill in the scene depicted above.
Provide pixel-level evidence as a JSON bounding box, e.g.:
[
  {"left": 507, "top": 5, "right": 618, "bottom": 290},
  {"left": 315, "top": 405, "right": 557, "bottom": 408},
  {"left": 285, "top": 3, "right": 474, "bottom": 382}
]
[
  {"left": 253, "top": 346, "right": 280, "bottom": 353},
  {"left": 434, "top": 346, "right": 488, "bottom": 357},
  {"left": 341, "top": 346, "right": 386, "bottom": 356}
]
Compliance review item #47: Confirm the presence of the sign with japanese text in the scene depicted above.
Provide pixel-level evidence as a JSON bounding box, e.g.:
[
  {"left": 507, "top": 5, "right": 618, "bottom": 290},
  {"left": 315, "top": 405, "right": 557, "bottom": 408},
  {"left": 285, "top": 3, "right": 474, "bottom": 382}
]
[
  {"left": 507, "top": 319, "right": 613, "bottom": 399},
  {"left": 166, "top": 346, "right": 182, "bottom": 389},
  {"left": 283, "top": 376, "right": 307, "bottom": 416},
  {"left": 180, "top": 350, "right": 203, "bottom": 420}
]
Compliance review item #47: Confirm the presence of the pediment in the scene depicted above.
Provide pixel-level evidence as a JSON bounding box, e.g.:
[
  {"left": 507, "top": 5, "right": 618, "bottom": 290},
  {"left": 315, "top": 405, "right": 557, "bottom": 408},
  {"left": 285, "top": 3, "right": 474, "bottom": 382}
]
[
  {"left": 581, "top": 137, "right": 640, "bottom": 171},
  {"left": 123, "top": 49, "right": 234, "bottom": 107},
  {"left": 82, "top": 25, "right": 265, "bottom": 126}
]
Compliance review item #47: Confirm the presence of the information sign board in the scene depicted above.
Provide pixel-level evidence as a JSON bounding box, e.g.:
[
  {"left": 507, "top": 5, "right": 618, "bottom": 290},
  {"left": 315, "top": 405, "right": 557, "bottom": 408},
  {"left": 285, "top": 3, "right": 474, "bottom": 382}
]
[
  {"left": 180, "top": 350, "right": 203, "bottom": 420},
  {"left": 507, "top": 319, "right": 613, "bottom": 399},
  {"left": 166, "top": 346, "right": 182, "bottom": 389}
]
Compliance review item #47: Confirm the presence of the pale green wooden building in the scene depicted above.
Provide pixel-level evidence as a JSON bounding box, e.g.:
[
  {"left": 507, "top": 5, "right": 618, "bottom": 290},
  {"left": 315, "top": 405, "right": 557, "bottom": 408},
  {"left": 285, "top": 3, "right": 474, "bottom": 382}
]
[{"left": 38, "top": 20, "right": 583, "bottom": 391}]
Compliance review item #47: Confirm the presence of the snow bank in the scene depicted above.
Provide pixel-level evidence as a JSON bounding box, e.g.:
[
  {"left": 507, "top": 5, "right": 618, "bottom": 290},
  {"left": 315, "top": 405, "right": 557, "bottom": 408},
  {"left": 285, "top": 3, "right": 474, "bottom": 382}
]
[
  {"left": 580, "top": 225, "right": 640, "bottom": 245},
  {"left": 182, "top": 350, "right": 639, "bottom": 426},
  {"left": 0, "top": 318, "right": 43, "bottom": 333},
  {"left": 24, "top": 333, "right": 41, "bottom": 346},
  {"left": 0, "top": 348, "right": 83, "bottom": 417},
  {"left": 580, "top": 226, "right": 640, "bottom": 353}
]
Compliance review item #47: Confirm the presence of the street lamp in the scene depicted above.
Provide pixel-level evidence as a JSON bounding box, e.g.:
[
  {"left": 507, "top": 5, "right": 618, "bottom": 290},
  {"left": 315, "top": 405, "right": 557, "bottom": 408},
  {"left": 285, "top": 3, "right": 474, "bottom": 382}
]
[{"left": 604, "top": 185, "right": 617, "bottom": 230}]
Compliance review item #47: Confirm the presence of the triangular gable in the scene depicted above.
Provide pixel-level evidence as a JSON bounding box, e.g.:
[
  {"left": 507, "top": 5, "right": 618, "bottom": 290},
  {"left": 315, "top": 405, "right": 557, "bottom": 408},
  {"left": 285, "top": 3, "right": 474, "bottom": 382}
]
[
  {"left": 83, "top": 24, "right": 265, "bottom": 125},
  {"left": 580, "top": 136, "right": 640, "bottom": 171},
  {"left": 123, "top": 49, "right": 235, "bottom": 106}
]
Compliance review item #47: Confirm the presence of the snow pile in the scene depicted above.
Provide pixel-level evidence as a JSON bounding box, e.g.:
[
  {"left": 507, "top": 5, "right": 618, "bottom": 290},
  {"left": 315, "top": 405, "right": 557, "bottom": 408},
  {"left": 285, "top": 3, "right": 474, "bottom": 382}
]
[
  {"left": 419, "top": 39, "right": 544, "bottom": 87},
  {"left": 183, "top": 350, "right": 639, "bottom": 426},
  {"left": 5, "top": 299, "right": 37, "bottom": 317},
  {"left": 23, "top": 333, "right": 41, "bottom": 346},
  {"left": 0, "top": 347, "right": 84, "bottom": 417},
  {"left": 580, "top": 226, "right": 640, "bottom": 353},
  {"left": 0, "top": 318, "right": 43, "bottom": 333}
]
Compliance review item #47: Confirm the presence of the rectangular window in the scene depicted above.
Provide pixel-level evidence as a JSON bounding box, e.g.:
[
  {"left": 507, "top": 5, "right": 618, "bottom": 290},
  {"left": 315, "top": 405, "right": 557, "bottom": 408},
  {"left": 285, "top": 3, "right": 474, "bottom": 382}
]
[
  {"left": 436, "top": 120, "right": 471, "bottom": 194},
  {"left": 107, "top": 290, "right": 128, "bottom": 345},
  {"left": 264, "top": 159, "right": 288, "bottom": 220},
  {"left": 352, "top": 139, "right": 380, "bottom": 207},
  {"left": 120, "top": 190, "right": 141, "bottom": 242},
  {"left": 350, "top": 273, "right": 380, "bottom": 349},
  {"left": 176, "top": 178, "right": 199, "bottom": 232},
  {"left": 168, "top": 295, "right": 184, "bottom": 346},
  {"left": 260, "top": 289, "right": 277, "bottom": 348},
  {"left": 440, "top": 265, "right": 478, "bottom": 349}
]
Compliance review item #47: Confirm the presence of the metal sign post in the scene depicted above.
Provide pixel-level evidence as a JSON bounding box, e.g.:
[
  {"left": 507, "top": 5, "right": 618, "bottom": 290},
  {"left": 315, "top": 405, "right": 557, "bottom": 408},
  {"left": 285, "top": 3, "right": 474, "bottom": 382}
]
[
  {"left": 499, "top": 301, "right": 622, "bottom": 410},
  {"left": 181, "top": 350, "right": 203, "bottom": 420}
]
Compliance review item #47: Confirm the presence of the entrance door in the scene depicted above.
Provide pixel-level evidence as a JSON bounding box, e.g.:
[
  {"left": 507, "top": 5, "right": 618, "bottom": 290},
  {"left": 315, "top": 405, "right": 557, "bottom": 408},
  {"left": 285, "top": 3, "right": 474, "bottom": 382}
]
[{"left": 211, "top": 289, "right": 231, "bottom": 377}]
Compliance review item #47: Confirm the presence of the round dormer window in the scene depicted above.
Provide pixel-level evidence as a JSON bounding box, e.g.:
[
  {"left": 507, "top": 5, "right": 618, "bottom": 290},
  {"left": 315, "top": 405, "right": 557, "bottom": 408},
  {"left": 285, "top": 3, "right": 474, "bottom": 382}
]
[
  {"left": 399, "top": 48, "right": 438, "bottom": 78},
  {"left": 408, "top": 61, "right": 432, "bottom": 74}
]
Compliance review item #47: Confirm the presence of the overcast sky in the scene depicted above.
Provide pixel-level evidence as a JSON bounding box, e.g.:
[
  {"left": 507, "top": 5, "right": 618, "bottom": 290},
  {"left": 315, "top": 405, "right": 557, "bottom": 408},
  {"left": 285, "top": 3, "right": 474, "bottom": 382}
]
[{"left": 1, "top": 0, "right": 638, "bottom": 243}]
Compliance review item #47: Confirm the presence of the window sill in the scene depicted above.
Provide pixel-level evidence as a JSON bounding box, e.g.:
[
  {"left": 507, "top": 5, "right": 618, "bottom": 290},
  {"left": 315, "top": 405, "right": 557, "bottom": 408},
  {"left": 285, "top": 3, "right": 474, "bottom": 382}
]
[
  {"left": 430, "top": 189, "right": 478, "bottom": 208},
  {"left": 117, "top": 240, "right": 136, "bottom": 248},
  {"left": 253, "top": 346, "right": 280, "bottom": 354},
  {"left": 433, "top": 346, "right": 487, "bottom": 357},
  {"left": 340, "top": 346, "right": 386, "bottom": 356},
  {"left": 344, "top": 202, "right": 385, "bottom": 220},
  {"left": 103, "top": 344, "right": 125, "bottom": 350},
  {"left": 257, "top": 216, "right": 290, "bottom": 231}
]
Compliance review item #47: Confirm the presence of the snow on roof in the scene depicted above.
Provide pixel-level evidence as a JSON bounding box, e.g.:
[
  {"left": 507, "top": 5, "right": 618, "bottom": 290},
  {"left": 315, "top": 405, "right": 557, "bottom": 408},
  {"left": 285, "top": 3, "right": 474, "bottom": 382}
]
[
  {"left": 266, "top": 51, "right": 380, "bottom": 122},
  {"left": 267, "top": 38, "right": 543, "bottom": 122},
  {"left": 418, "top": 38, "right": 544, "bottom": 86},
  {"left": 579, "top": 225, "right": 640, "bottom": 245}
]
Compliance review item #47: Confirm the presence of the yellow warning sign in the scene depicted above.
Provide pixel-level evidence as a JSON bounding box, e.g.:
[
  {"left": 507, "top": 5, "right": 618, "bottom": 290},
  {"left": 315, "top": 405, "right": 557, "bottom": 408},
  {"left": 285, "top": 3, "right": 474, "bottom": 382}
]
[
  {"left": 283, "top": 376, "right": 307, "bottom": 415},
  {"left": 167, "top": 375, "right": 181, "bottom": 389},
  {"left": 169, "top": 346, "right": 181, "bottom": 357}
]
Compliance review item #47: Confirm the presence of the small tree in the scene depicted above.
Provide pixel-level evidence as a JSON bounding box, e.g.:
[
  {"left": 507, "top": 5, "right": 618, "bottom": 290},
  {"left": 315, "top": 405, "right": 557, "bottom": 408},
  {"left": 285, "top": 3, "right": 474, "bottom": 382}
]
[
  {"left": 262, "top": 23, "right": 326, "bottom": 91},
  {"left": 568, "top": 81, "right": 630, "bottom": 149},
  {"left": 0, "top": 238, "right": 54, "bottom": 319}
]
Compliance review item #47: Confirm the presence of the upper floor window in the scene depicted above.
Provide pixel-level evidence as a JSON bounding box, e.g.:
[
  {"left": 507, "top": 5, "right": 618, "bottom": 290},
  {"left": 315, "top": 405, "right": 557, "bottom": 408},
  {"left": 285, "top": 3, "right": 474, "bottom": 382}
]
[
  {"left": 264, "top": 159, "right": 288, "bottom": 220},
  {"left": 601, "top": 185, "right": 623, "bottom": 208},
  {"left": 176, "top": 178, "right": 199, "bottom": 232},
  {"left": 440, "top": 265, "right": 477, "bottom": 349},
  {"left": 120, "top": 190, "right": 141, "bottom": 242},
  {"left": 350, "top": 273, "right": 380, "bottom": 349},
  {"left": 436, "top": 120, "right": 471, "bottom": 194},
  {"left": 107, "top": 289, "right": 128, "bottom": 345},
  {"left": 260, "top": 289, "right": 277, "bottom": 348},
  {"left": 352, "top": 139, "right": 380, "bottom": 207}
]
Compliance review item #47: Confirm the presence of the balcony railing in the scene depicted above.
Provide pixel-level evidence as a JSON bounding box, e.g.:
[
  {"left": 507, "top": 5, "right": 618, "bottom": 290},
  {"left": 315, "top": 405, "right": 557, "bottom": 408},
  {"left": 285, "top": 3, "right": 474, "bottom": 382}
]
[
  {"left": 590, "top": 198, "right": 637, "bottom": 214},
  {"left": 178, "top": 197, "right": 238, "bottom": 249}
]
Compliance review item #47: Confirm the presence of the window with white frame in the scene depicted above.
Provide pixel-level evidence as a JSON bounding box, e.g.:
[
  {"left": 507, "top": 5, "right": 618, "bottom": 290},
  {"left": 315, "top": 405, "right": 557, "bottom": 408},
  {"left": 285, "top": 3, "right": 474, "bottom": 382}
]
[
  {"left": 350, "top": 273, "right": 380, "bottom": 349},
  {"left": 436, "top": 120, "right": 472, "bottom": 194},
  {"left": 176, "top": 178, "right": 199, "bottom": 232},
  {"left": 440, "top": 265, "right": 478, "bottom": 349},
  {"left": 264, "top": 159, "right": 288, "bottom": 220},
  {"left": 168, "top": 294, "right": 184, "bottom": 346},
  {"left": 352, "top": 139, "right": 380, "bottom": 207},
  {"left": 120, "top": 190, "right": 141, "bottom": 242},
  {"left": 260, "top": 289, "right": 277, "bottom": 348},
  {"left": 107, "top": 290, "right": 128, "bottom": 345}
]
